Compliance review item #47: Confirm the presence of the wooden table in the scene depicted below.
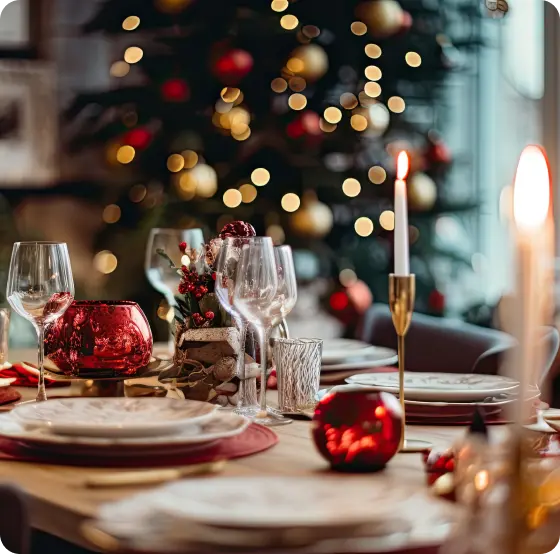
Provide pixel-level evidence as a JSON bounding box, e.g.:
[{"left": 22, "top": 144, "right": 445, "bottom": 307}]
[{"left": 0, "top": 383, "right": 470, "bottom": 554}]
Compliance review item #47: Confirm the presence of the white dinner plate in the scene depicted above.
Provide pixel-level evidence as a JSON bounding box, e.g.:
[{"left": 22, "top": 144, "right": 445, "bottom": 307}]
[
  {"left": 345, "top": 372, "right": 519, "bottom": 402},
  {"left": 321, "top": 339, "right": 386, "bottom": 365},
  {"left": 11, "top": 397, "right": 219, "bottom": 438},
  {"left": 0, "top": 411, "right": 249, "bottom": 454},
  {"left": 322, "top": 347, "right": 398, "bottom": 372}
]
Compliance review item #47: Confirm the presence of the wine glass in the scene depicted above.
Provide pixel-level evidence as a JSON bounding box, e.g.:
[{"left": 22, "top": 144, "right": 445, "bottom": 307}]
[
  {"left": 271, "top": 246, "right": 298, "bottom": 333},
  {"left": 233, "top": 237, "right": 291, "bottom": 426},
  {"left": 6, "top": 242, "right": 75, "bottom": 402},
  {"left": 215, "top": 237, "right": 260, "bottom": 417},
  {"left": 145, "top": 228, "right": 204, "bottom": 352}
]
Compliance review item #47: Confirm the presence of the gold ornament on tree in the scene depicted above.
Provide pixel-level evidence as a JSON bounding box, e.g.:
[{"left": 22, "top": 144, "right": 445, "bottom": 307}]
[
  {"left": 355, "top": 0, "right": 404, "bottom": 39},
  {"left": 290, "top": 191, "right": 334, "bottom": 238},
  {"left": 408, "top": 172, "right": 437, "bottom": 211},
  {"left": 289, "top": 44, "right": 329, "bottom": 83}
]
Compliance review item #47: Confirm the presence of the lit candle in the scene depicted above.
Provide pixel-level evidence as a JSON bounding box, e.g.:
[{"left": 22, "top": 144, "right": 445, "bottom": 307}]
[
  {"left": 512, "top": 145, "right": 551, "bottom": 424},
  {"left": 394, "top": 151, "right": 410, "bottom": 276}
]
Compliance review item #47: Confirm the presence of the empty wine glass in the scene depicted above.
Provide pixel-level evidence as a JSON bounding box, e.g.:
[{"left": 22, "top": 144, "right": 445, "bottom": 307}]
[
  {"left": 6, "top": 242, "right": 75, "bottom": 402},
  {"left": 145, "top": 228, "right": 204, "bottom": 352},
  {"left": 271, "top": 246, "right": 298, "bottom": 331},
  {"left": 215, "top": 237, "right": 260, "bottom": 417},
  {"left": 233, "top": 237, "right": 292, "bottom": 426}
]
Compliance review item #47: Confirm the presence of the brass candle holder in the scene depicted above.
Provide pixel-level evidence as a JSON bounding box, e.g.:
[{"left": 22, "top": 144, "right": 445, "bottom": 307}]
[{"left": 389, "top": 274, "right": 432, "bottom": 453}]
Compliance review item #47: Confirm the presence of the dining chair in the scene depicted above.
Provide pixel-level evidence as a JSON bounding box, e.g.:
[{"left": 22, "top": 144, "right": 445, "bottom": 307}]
[{"left": 0, "top": 484, "right": 30, "bottom": 554}]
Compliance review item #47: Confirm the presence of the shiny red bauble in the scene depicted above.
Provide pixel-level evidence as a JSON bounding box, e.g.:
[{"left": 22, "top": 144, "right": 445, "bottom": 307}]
[
  {"left": 213, "top": 49, "right": 254, "bottom": 84},
  {"left": 313, "top": 389, "right": 403, "bottom": 472},
  {"left": 123, "top": 127, "right": 152, "bottom": 150},
  {"left": 161, "top": 78, "right": 190, "bottom": 102}
]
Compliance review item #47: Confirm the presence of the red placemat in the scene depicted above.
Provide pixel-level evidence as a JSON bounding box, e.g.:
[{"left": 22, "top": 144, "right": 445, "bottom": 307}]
[
  {"left": 0, "top": 387, "right": 21, "bottom": 406},
  {"left": 0, "top": 423, "right": 278, "bottom": 468}
]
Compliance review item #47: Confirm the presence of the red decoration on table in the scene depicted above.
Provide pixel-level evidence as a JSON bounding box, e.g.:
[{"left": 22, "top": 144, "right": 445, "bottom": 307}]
[
  {"left": 312, "top": 389, "right": 403, "bottom": 472},
  {"left": 0, "top": 363, "right": 68, "bottom": 388},
  {"left": 161, "top": 78, "right": 190, "bottom": 102},
  {"left": 122, "top": 127, "right": 152, "bottom": 150},
  {"left": 422, "top": 448, "right": 455, "bottom": 486},
  {"left": 44, "top": 301, "right": 153, "bottom": 377},
  {"left": 213, "top": 49, "right": 254, "bottom": 84},
  {"left": 219, "top": 220, "right": 256, "bottom": 239}
]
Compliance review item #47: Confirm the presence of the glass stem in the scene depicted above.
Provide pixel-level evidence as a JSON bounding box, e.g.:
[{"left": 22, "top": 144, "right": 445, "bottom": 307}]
[
  {"left": 37, "top": 325, "right": 47, "bottom": 402},
  {"left": 234, "top": 318, "right": 251, "bottom": 409},
  {"left": 259, "top": 326, "right": 271, "bottom": 412}
]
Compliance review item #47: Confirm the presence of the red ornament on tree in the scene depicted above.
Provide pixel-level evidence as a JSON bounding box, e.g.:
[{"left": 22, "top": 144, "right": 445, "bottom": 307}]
[
  {"left": 428, "top": 289, "right": 446, "bottom": 314},
  {"left": 161, "top": 78, "right": 190, "bottom": 102},
  {"left": 426, "top": 135, "right": 452, "bottom": 165},
  {"left": 313, "top": 389, "right": 403, "bottom": 472},
  {"left": 213, "top": 49, "right": 254, "bottom": 84},
  {"left": 399, "top": 11, "right": 413, "bottom": 34},
  {"left": 123, "top": 128, "right": 152, "bottom": 150}
]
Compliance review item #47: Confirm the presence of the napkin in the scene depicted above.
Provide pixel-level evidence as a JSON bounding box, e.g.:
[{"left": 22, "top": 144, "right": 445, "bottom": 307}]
[{"left": 0, "top": 362, "right": 69, "bottom": 388}]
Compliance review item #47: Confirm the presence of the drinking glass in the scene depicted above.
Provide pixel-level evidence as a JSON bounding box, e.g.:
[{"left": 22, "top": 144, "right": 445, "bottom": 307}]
[
  {"left": 215, "top": 237, "right": 260, "bottom": 417},
  {"left": 271, "top": 246, "right": 298, "bottom": 330},
  {"left": 145, "top": 228, "right": 204, "bottom": 351},
  {"left": 6, "top": 242, "right": 74, "bottom": 402},
  {"left": 233, "top": 237, "right": 291, "bottom": 426}
]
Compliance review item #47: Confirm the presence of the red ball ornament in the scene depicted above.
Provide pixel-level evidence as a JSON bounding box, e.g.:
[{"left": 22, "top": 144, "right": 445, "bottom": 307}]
[
  {"left": 313, "top": 389, "right": 403, "bottom": 472},
  {"left": 161, "top": 78, "right": 190, "bottom": 102},
  {"left": 426, "top": 138, "right": 452, "bottom": 165},
  {"left": 123, "top": 128, "right": 152, "bottom": 150},
  {"left": 428, "top": 289, "right": 446, "bottom": 314},
  {"left": 399, "top": 11, "right": 413, "bottom": 34},
  {"left": 214, "top": 49, "right": 254, "bottom": 84}
]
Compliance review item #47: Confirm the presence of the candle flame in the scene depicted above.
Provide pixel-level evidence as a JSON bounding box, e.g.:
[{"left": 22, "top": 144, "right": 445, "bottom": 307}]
[
  {"left": 397, "top": 151, "right": 410, "bottom": 181},
  {"left": 513, "top": 145, "right": 550, "bottom": 231}
]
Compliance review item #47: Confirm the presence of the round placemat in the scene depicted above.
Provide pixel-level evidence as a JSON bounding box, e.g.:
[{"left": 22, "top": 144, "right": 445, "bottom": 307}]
[{"left": 0, "top": 423, "right": 278, "bottom": 468}]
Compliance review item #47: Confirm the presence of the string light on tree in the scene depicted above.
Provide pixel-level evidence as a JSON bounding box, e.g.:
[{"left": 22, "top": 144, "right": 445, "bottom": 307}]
[
  {"left": 288, "top": 77, "right": 306, "bottom": 92},
  {"left": 129, "top": 184, "right": 147, "bottom": 203},
  {"left": 350, "top": 114, "right": 368, "bottom": 132},
  {"left": 364, "top": 82, "right": 381, "bottom": 98},
  {"left": 340, "top": 93, "right": 358, "bottom": 110},
  {"left": 116, "top": 145, "right": 135, "bottom": 164},
  {"left": 355, "top": 217, "right": 374, "bottom": 237},
  {"left": 102, "top": 204, "right": 121, "bottom": 224},
  {"left": 167, "top": 154, "right": 185, "bottom": 173},
  {"left": 155, "top": 0, "right": 193, "bottom": 14},
  {"left": 290, "top": 44, "right": 328, "bottom": 82},
  {"left": 239, "top": 183, "right": 258, "bottom": 203},
  {"left": 221, "top": 87, "right": 241, "bottom": 103},
  {"left": 342, "top": 178, "right": 361, "bottom": 197},
  {"left": 319, "top": 119, "right": 337, "bottom": 133},
  {"left": 388, "top": 96, "right": 406, "bottom": 113},
  {"left": 223, "top": 189, "right": 242, "bottom": 208},
  {"left": 324, "top": 107, "right": 342, "bottom": 124},
  {"left": 161, "top": 78, "right": 190, "bottom": 102},
  {"left": 271, "top": 0, "right": 289, "bottom": 12},
  {"left": 271, "top": 78, "right": 288, "bottom": 93},
  {"left": 181, "top": 150, "right": 198, "bottom": 169},
  {"left": 368, "top": 166, "right": 387, "bottom": 184},
  {"left": 267, "top": 225, "right": 286, "bottom": 244},
  {"left": 379, "top": 210, "right": 395, "bottom": 230},
  {"left": 281, "top": 193, "right": 301, "bottom": 212},
  {"left": 365, "top": 65, "right": 382, "bottom": 81},
  {"left": 365, "top": 44, "right": 382, "bottom": 59},
  {"left": 351, "top": 21, "right": 368, "bottom": 36},
  {"left": 110, "top": 61, "right": 130, "bottom": 77},
  {"left": 124, "top": 46, "right": 143, "bottom": 64},
  {"left": 280, "top": 14, "right": 299, "bottom": 30},
  {"left": 94, "top": 251, "right": 118, "bottom": 275},
  {"left": 288, "top": 93, "right": 307, "bottom": 110},
  {"left": 122, "top": 16, "right": 140, "bottom": 31},
  {"left": 405, "top": 52, "right": 422, "bottom": 67},
  {"left": 251, "top": 168, "right": 270, "bottom": 186}
]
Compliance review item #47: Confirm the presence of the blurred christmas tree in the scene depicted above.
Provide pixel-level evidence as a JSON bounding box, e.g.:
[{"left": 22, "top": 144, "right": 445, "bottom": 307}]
[{"left": 67, "top": 0, "right": 483, "bottom": 319}]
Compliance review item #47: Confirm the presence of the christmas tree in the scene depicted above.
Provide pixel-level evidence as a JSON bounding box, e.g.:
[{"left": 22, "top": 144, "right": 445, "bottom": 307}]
[{"left": 67, "top": 0, "right": 483, "bottom": 320}]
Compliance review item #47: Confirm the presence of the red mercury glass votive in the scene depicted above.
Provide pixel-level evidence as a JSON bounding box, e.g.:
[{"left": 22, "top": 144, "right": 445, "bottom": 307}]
[{"left": 44, "top": 301, "right": 153, "bottom": 377}]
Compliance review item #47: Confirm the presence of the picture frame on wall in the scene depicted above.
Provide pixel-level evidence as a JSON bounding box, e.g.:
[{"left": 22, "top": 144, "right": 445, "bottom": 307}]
[{"left": 0, "top": 61, "right": 57, "bottom": 186}]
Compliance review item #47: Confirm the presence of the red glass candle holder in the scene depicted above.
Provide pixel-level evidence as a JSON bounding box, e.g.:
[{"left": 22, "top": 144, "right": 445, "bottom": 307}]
[{"left": 45, "top": 301, "right": 153, "bottom": 377}]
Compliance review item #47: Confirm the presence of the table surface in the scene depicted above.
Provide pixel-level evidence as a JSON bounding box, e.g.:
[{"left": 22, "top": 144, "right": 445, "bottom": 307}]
[{"left": 0, "top": 350, "right": 476, "bottom": 553}]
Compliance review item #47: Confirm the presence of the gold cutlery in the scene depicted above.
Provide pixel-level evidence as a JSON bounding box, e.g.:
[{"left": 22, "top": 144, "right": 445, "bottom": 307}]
[{"left": 84, "top": 460, "right": 226, "bottom": 488}]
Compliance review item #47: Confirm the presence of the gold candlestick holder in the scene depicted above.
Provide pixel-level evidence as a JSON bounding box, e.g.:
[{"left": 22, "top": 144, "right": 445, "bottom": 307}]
[{"left": 389, "top": 274, "right": 432, "bottom": 453}]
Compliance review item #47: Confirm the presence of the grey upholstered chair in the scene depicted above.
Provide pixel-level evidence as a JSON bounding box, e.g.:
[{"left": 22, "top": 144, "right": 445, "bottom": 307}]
[{"left": 0, "top": 484, "right": 30, "bottom": 554}]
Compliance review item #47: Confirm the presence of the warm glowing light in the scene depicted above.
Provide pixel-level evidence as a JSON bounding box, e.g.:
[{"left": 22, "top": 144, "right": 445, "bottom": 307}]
[
  {"left": 182, "top": 150, "right": 199, "bottom": 169},
  {"left": 94, "top": 251, "right": 118, "bottom": 274},
  {"left": 116, "top": 145, "right": 135, "bottom": 164},
  {"left": 355, "top": 217, "right": 374, "bottom": 237},
  {"left": 342, "top": 178, "right": 361, "bottom": 197},
  {"left": 281, "top": 193, "right": 301, "bottom": 212},
  {"left": 379, "top": 210, "right": 395, "bottom": 231},
  {"left": 271, "top": 0, "right": 289, "bottom": 12},
  {"left": 288, "top": 93, "right": 307, "bottom": 110},
  {"left": 319, "top": 119, "right": 337, "bottom": 133},
  {"left": 340, "top": 92, "right": 358, "bottom": 110},
  {"left": 350, "top": 114, "right": 368, "bottom": 132},
  {"left": 406, "top": 52, "right": 422, "bottom": 67},
  {"left": 365, "top": 65, "right": 382, "bottom": 81},
  {"left": 474, "top": 470, "right": 490, "bottom": 492},
  {"left": 351, "top": 21, "right": 367, "bottom": 35},
  {"left": 324, "top": 107, "right": 342, "bottom": 124},
  {"left": 280, "top": 14, "right": 299, "bottom": 30},
  {"left": 223, "top": 189, "right": 242, "bottom": 208},
  {"left": 388, "top": 96, "right": 406, "bottom": 113},
  {"left": 368, "top": 166, "right": 387, "bottom": 184},
  {"left": 110, "top": 61, "right": 130, "bottom": 77},
  {"left": 122, "top": 16, "right": 140, "bottom": 31},
  {"left": 124, "top": 46, "right": 143, "bottom": 64},
  {"left": 287, "top": 57, "right": 305, "bottom": 73},
  {"left": 364, "top": 82, "right": 381, "bottom": 98},
  {"left": 267, "top": 224, "right": 285, "bottom": 244},
  {"left": 232, "top": 126, "right": 251, "bottom": 141},
  {"left": 513, "top": 145, "right": 550, "bottom": 231},
  {"left": 102, "top": 204, "right": 121, "bottom": 224},
  {"left": 220, "top": 107, "right": 250, "bottom": 130},
  {"left": 271, "top": 77, "right": 288, "bottom": 93},
  {"left": 289, "top": 77, "right": 306, "bottom": 92},
  {"left": 221, "top": 87, "right": 241, "bottom": 103},
  {"left": 167, "top": 154, "right": 185, "bottom": 173},
  {"left": 239, "top": 183, "right": 258, "bottom": 203},
  {"left": 251, "top": 168, "right": 271, "bottom": 186},
  {"left": 129, "top": 184, "right": 147, "bottom": 203},
  {"left": 365, "top": 44, "right": 382, "bottom": 59},
  {"left": 339, "top": 268, "right": 358, "bottom": 287},
  {"left": 397, "top": 151, "right": 410, "bottom": 180}
]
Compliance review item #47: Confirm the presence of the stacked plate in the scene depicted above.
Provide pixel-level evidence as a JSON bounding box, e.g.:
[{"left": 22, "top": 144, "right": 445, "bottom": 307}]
[
  {"left": 321, "top": 339, "right": 398, "bottom": 373},
  {"left": 332, "top": 372, "right": 537, "bottom": 425},
  {"left": 0, "top": 397, "right": 249, "bottom": 459}
]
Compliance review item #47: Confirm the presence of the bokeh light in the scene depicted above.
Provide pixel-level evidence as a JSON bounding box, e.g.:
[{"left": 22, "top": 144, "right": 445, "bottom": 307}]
[
  {"left": 339, "top": 268, "right": 358, "bottom": 287},
  {"left": 129, "top": 184, "right": 147, "bottom": 203},
  {"left": 364, "top": 82, "right": 381, "bottom": 98},
  {"left": 324, "top": 107, "right": 342, "bottom": 124},
  {"left": 271, "top": 77, "right": 288, "bottom": 93},
  {"left": 223, "top": 189, "right": 242, "bottom": 208},
  {"left": 379, "top": 210, "right": 395, "bottom": 230},
  {"left": 239, "top": 183, "right": 258, "bottom": 203},
  {"left": 365, "top": 65, "right": 382, "bottom": 81},
  {"left": 122, "top": 16, "right": 140, "bottom": 31},
  {"left": 288, "top": 93, "right": 307, "bottom": 110},
  {"left": 354, "top": 217, "right": 374, "bottom": 237},
  {"left": 340, "top": 92, "right": 358, "bottom": 110},
  {"left": 350, "top": 114, "right": 368, "bottom": 132},
  {"left": 102, "top": 204, "right": 121, "bottom": 224},
  {"left": 368, "top": 166, "right": 387, "bottom": 184},
  {"left": 167, "top": 154, "right": 185, "bottom": 173},
  {"left": 281, "top": 193, "right": 301, "bottom": 212},
  {"left": 251, "top": 168, "right": 270, "bottom": 186},
  {"left": 365, "top": 44, "right": 382, "bottom": 59},
  {"left": 124, "top": 46, "right": 143, "bottom": 64},
  {"left": 221, "top": 87, "right": 241, "bottom": 103},
  {"left": 342, "top": 178, "right": 361, "bottom": 197},
  {"left": 116, "top": 145, "right": 135, "bottom": 164},
  {"left": 181, "top": 150, "right": 199, "bottom": 169},
  {"left": 280, "top": 14, "right": 299, "bottom": 30},
  {"left": 271, "top": 0, "right": 289, "bottom": 12},
  {"left": 267, "top": 224, "right": 286, "bottom": 244},
  {"left": 351, "top": 21, "right": 367, "bottom": 36},
  {"left": 319, "top": 119, "right": 337, "bottom": 133},
  {"left": 405, "top": 52, "right": 422, "bottom": 67},
  {"left": 110, "top": 61, "right": 130, "bottom": 77},
  {"left": 94, "top": 251, "right": 118, "bottom": 274},
  {"left": 388, "top": 96, "right": 406, "bottom": 113}
]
